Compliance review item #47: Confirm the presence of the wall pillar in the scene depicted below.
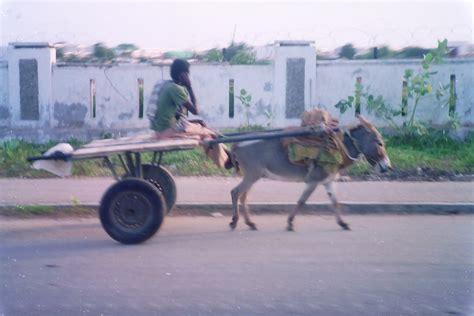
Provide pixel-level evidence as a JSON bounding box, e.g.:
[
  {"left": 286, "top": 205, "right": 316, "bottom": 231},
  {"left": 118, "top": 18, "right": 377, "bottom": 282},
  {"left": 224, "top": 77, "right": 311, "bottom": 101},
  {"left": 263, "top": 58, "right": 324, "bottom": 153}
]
[
  {"left": 7, "top": 42, "right": 56, "bottom": 129},
  {"left": 272, "top": 40, "right": 316, "bottom": 126}
]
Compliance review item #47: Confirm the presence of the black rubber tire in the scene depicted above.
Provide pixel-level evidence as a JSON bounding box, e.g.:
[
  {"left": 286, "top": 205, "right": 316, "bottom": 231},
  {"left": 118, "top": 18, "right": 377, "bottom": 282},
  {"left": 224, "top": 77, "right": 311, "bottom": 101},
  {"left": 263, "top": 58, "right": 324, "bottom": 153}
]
[
  {"left": 142, "top": 164, "right": 177, "bottom": 213},
  {"left": 99, "top": 178, "right": 166, "bottom": 244}
]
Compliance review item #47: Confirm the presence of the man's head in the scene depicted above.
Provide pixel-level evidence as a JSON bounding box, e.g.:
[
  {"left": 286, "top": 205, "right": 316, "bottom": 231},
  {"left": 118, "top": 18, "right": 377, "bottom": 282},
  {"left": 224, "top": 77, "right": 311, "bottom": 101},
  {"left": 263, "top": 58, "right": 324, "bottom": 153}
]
[{"left": 170, "top": 59, "right": 190, "bottom": 82}]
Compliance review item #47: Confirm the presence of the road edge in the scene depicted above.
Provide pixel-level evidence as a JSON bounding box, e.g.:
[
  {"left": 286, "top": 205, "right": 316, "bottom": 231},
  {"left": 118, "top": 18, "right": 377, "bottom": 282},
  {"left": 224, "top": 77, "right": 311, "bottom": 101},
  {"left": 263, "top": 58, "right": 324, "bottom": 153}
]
[{"left": 0, "top": 202, "right": 472, "bottom": 217}]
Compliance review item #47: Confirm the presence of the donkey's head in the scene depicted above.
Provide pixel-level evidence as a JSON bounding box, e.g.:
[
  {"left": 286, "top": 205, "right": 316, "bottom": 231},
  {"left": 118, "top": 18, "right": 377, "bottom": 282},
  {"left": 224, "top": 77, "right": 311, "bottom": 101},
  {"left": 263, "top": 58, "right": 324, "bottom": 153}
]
[{"left": 349, "top": 115, "right": 392, "bottom": 173}]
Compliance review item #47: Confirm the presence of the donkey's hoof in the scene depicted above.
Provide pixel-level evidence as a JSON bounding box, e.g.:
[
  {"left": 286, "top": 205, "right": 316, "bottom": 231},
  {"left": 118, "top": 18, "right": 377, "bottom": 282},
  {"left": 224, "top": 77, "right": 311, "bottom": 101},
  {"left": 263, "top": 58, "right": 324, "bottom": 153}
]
[
  {"left": 338, "top": 221, "right": 351, "bottom": 230},
  {"left": 287, "top": 221, "right": 295, "bottom": 231},
  {"left": 247, "top": 222, "right": 258, "bottom": 231},
  {"left": 229, "top": 221, "right": 237, "bottom": 230}
]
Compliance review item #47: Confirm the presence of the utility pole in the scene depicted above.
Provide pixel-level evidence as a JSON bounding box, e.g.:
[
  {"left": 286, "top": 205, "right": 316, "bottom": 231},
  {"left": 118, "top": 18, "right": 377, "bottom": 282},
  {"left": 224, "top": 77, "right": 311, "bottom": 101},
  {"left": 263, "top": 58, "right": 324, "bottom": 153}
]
[{"left": 231, "top": 24, "right": 237, "bottom": 45}]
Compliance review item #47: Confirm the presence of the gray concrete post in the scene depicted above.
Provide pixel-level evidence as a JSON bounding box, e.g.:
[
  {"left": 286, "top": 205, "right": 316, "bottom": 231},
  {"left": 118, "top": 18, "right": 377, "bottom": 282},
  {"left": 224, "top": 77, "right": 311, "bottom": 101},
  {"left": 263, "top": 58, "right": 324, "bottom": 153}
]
[
  {"left": 272, "top": 40, "right": 316, "bottom": 126},
  {"left": 7, "top": 42, "right": 56, "bottom": 129}
]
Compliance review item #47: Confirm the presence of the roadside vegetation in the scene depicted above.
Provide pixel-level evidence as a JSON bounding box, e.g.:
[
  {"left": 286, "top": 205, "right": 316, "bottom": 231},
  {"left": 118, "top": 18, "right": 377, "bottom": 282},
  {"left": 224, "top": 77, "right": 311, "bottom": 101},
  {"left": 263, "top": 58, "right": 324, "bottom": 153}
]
[
  {"left": 0, "top": 204, "right": 96, "bottom": 217},
  {"left": 345, "top": 134, "right": 474, "bottom": 179},
  {"left": 1, "top": 132, "right": 473, "bottom": 180}
]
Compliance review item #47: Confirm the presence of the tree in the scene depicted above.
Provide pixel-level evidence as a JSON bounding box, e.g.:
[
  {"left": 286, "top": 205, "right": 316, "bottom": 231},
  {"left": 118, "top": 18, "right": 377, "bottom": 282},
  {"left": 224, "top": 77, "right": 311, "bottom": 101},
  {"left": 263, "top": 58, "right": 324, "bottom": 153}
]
[
  {"left": 115, "top": 43, "right": 138, "bottom": 57},
  {"left": 394, "top": 47, "right": 430, "bottom": 59},
  {"left": 223, "top": 42, "right": 256, "bottom": 64},
  {"left": 63, "top": 54, "right": 83, "bottom": 63},
  {"left": 229, "top": 49, "right": 256, "bottom": 65},
  {"left": 56, "top": 48, "right": 64, "bottom": 60},
  {"left": 198, "top": 42, "right": 256, "bottom": 64},
  {"left": 354, "top": 46, "right": 394, "bottom": 60},
  {"left": 339, "top": 43, "right": 356, "bottom": 59},
  {"left": 93, "top": 43, "right": 115, "bottom": 61},
  {"left": 376, "top": 46, "right": 394, "bottom": 59},
  {"left": 163, "top": 51, "right": 194, "bottom": 59},
  {"left": 204, "top": 48, "right": 223, "bottom": 62}
]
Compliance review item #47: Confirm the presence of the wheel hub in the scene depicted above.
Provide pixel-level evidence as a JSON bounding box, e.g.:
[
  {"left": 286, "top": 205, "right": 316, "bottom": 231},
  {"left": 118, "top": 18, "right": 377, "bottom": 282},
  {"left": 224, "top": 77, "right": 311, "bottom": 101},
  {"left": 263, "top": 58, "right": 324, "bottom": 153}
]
[{"left": 112, "top": 191, "right": 151, "bottom": 228}]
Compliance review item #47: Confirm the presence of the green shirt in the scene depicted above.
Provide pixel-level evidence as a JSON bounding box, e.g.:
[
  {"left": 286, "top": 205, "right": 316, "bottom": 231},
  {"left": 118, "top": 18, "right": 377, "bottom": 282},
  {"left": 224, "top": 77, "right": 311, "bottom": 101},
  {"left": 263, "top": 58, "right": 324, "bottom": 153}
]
[{"left": 151, "top": 81, "right": 189, "bottom": 131}]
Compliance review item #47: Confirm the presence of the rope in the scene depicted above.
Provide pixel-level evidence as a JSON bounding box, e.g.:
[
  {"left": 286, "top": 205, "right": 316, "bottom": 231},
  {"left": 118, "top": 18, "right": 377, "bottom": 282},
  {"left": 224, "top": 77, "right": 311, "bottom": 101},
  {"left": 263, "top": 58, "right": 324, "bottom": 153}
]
[{"left": 337, "top": 129, "right": 360, "bottom": 162}]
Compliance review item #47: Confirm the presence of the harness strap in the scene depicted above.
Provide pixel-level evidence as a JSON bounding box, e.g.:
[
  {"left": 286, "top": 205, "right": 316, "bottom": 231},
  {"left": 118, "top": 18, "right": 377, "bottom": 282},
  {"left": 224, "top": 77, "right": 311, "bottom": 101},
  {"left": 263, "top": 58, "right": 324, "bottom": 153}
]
[
  {"left": 339, "top": 129, "right": 360, "bottom": 162},
  {"left": 342, "top": 128, "right": 380, "bottom": 166}
]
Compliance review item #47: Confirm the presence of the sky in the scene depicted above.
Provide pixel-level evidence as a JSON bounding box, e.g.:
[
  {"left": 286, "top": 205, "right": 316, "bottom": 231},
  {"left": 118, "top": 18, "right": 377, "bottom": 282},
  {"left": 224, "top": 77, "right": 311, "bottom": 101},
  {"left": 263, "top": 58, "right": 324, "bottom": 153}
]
[{"left": 0, "top": 0, "right": 472, "bottom": 51}]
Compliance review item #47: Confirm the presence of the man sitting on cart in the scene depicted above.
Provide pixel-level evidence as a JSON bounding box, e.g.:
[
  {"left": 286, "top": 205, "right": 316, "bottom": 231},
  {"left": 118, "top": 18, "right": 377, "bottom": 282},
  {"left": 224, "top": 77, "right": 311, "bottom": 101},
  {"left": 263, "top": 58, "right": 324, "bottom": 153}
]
[{"left": 149, "top": 59, "right": 233, "bottom": 169}]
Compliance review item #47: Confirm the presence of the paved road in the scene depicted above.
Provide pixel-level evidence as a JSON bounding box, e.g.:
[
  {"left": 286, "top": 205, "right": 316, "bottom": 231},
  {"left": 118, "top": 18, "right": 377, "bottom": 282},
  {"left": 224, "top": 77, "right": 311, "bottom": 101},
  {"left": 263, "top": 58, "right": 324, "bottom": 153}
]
[{"left": 1, "top": 214, "right": 473, "bottom": 316}]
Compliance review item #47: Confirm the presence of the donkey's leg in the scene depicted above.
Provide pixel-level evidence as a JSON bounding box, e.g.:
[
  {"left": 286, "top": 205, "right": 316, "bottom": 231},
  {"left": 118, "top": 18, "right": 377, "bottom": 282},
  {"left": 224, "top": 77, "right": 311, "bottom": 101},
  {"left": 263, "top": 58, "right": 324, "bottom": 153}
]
[
  {"left": 323, "top": 182, "right": 350, "bottom": 230},
  {"left": 287, "top": 181, "right": 318, "bottom": 231},
  {"left": 230, "top": 177, "right": 259, "bottom": 230},
  {"left": 240, "top": 192, "right": 257, "bottom": 230}
]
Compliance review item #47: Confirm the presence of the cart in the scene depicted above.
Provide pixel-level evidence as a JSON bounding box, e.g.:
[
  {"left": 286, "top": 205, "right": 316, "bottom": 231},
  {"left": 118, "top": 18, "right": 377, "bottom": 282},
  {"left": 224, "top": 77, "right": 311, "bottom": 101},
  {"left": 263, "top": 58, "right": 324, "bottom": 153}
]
[{"left": 28, "top": 126, "right": 329, "bottom": 244}]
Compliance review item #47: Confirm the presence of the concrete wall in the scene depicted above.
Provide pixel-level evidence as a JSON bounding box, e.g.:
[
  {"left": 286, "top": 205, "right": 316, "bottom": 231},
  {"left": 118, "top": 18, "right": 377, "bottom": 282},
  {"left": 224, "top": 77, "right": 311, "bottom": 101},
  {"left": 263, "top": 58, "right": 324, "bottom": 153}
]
[
  {"left": 0, "top": 62, "right": 9, "bottom": 127},
  {"left": 190, "top": 64, "right": 274, "bottom": 127},
  {"left": 49, "top": 42, "right": 315, "bottom": 137},
  {"left": 316, "top": 59, "right": 474, "bottom": 127},
  {"left": 1, "top": 42, "right": 473, "bottom": 142},
  {"left": 51, "top": 63, "right": 274, "bottom": 131},
  {"left": 52, "top": 64, "right": 162, "bottom": 132}
]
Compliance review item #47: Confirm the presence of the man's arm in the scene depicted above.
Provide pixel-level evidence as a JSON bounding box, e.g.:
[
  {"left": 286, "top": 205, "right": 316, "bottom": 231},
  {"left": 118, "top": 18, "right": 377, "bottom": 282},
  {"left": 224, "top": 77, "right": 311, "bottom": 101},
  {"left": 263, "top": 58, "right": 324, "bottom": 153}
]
[
  {"left": 181, "top": 87, "right": 198, "bottom": 115},
  {"left": 179, "top": 73, "right": 199, "bottom": 115}
]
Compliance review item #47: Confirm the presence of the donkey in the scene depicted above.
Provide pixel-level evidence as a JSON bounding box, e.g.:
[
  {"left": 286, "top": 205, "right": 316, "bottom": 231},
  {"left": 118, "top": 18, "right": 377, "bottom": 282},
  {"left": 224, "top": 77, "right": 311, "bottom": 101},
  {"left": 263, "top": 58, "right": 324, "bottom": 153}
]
[{"left": 229, "top": 115, "right": 392, "bottom": 231}]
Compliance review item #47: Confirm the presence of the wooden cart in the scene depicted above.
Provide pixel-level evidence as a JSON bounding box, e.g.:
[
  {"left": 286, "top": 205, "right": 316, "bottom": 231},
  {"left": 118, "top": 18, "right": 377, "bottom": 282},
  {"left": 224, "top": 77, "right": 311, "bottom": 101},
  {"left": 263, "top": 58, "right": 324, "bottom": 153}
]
[{"left": 28, "top": 127, "right": 328, "bottom": 244}]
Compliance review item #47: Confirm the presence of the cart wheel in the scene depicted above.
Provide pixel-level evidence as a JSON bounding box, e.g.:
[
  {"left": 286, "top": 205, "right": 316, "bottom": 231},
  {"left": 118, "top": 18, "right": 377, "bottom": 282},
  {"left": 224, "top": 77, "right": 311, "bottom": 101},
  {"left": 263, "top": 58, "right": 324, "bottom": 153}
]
[
  {"left": 142, "top": 164, "right": 177, "bottom": 213},
  {"left": 99, "top": 178, "right": 166, "bottom": 244}
]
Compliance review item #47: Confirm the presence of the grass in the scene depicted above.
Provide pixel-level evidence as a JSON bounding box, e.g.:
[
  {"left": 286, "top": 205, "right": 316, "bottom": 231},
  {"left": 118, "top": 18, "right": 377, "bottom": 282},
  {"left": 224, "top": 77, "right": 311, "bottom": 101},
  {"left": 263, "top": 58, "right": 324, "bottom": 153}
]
[
  {"left": 1, "top": 132, "right": 473, "bottom": 179},
  {"left": 8, "top": 205, "right": 56, "bottom": 215},
  {"left": 386, "top": 135, "right": 474, "bottom": 173},
  {"left": 0, "top": 205, "right": 97, "bottom": 216},
  {"left": 159, "top": 149, "right": 231, "bottom": 176},
  {"left": 346, "top": 134, "right": 474, "bottom": 177}
]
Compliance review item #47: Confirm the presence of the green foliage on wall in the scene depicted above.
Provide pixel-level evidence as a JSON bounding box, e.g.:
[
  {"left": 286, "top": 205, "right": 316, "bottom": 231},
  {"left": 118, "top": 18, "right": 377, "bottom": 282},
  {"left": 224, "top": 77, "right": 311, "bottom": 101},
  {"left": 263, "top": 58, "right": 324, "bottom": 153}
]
[{"left": 335, "top": 39, "right": 454, "bottom": 138}]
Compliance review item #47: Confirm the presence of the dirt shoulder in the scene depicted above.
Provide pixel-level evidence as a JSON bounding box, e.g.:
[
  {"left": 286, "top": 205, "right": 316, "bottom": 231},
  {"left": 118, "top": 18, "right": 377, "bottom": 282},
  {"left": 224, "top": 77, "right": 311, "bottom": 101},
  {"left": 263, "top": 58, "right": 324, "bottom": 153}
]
[{"left": 344, "top": 170, "right": 474, "bottom": 182}]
